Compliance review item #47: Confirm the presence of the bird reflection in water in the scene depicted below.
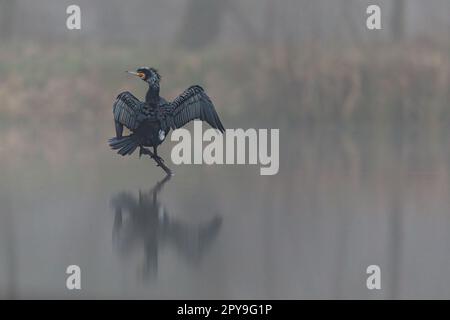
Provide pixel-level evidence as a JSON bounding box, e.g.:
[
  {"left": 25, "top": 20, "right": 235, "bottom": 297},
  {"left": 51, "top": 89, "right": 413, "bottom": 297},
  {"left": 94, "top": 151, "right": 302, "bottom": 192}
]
[{"left": 111, "top": 176, "right": 222, "bottom": 280}]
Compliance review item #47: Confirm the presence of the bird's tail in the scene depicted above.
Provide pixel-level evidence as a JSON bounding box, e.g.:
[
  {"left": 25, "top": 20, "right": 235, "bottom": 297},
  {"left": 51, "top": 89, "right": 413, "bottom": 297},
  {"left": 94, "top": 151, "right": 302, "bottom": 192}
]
[{"left": 108, "top": 134, "right": 140, "bottom": 156}]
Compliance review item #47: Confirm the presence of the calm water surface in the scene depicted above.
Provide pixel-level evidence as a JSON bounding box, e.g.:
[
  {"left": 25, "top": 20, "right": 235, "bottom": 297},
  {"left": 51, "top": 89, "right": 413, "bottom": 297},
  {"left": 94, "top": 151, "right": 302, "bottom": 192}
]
[{"left": 1, "top": 125, "right": 450, "bottom": 299}]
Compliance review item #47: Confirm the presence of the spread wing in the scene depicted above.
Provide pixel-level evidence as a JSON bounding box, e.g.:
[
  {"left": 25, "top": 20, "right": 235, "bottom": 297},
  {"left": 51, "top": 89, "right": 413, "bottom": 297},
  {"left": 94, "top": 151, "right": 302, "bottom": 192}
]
[
  {"left": 113, "top": 91, "right": 155, "bottom": 130},
  {"left": 163, "top": 86, "right": 225, "bottom": 132}
]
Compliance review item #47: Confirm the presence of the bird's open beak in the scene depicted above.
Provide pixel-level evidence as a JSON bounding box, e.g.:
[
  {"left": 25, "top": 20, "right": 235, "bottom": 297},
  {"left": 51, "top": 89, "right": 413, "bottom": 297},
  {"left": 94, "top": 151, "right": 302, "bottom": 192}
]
[{"left": 126, "top": 71, "right": 145, "bottom": 79}]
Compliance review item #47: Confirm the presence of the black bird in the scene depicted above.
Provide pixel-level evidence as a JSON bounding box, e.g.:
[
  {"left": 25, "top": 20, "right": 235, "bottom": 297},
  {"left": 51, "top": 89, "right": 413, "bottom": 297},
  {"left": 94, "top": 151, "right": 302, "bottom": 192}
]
[{"left": 108, "top": 67, "right": 225, "bottom": 175}]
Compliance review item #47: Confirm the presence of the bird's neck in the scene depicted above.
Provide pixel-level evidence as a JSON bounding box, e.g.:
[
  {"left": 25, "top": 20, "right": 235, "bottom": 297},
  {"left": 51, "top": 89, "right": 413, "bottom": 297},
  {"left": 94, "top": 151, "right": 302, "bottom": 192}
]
[{"left": 145, "top": 83, "right": 160, "bottom": 105}]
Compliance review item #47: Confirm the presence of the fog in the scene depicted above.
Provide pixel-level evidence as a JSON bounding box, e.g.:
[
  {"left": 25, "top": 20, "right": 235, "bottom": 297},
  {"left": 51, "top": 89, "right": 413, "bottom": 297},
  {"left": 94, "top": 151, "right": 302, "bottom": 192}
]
[{"left": 1, "top": 0, "right": 450, "bottom": 299}]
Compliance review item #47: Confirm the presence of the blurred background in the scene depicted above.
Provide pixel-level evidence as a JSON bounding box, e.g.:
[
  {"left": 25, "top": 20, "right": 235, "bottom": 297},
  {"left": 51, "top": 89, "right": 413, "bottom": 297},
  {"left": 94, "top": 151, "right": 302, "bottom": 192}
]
[{"left": 1, "top": 0, "right": 450, "bottom": 299}]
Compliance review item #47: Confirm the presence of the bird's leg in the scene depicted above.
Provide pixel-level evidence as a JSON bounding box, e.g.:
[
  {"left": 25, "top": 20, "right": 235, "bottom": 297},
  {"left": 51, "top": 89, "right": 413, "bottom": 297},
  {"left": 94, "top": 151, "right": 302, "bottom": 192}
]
[
  {"left": 139, "top": 146, "right": 148, "bottom": 158},
  {"left": 139, "top": 146, "right": 173, "bottom": 176},
  {"left": 139, "top": 146, "right": 160, "bottom": 162},
  {"left": 139, "top": 146, "right": 156, "bottom": 159},
  {"left": 153, "top": 146, "right": 164, "bottom": 163}
]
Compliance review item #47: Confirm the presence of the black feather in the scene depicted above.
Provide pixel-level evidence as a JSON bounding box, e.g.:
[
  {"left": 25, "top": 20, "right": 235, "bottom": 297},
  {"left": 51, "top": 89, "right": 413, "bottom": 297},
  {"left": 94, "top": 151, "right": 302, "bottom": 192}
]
[
  {"left": 109, "top": 81, "right": 225, "bottom": 163},
  {"left": 165, "top": 85, "right": 225, "bottom": 133},
  {"left": 109, "top": 135, "right": 139, "bottom": 156}
]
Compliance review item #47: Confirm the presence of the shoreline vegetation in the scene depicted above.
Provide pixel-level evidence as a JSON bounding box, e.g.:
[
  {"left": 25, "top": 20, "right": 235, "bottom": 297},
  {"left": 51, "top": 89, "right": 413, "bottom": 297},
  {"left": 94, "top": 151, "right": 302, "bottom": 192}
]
[
  {"left": 0, "top": 40, "right": 449, "bottom": 167},
  {"left": 1, "top": 40, "right": 449, "bottom": 127}
]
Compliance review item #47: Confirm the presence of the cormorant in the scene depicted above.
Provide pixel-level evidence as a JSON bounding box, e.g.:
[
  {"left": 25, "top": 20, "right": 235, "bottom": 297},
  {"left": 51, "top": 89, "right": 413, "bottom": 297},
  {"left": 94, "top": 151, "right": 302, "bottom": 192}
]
[{"left": 109, "top": 67, "right": 225, "bottom": 175}]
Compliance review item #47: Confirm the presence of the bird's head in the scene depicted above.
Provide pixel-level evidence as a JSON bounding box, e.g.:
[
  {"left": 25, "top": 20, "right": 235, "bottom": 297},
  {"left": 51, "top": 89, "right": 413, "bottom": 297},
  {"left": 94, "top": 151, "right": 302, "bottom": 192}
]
[{"left": 126, "top": 67, "right": 161, "bottom": 86}]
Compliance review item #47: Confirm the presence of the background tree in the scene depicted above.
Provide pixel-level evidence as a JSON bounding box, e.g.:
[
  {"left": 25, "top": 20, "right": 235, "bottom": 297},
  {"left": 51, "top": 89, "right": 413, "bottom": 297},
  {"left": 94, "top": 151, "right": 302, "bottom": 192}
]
[
  {"left": 176, "top": 0, "right": 258, "bottom": 50},
  {"left": 0, "top": 0, "right": 16, "bottom": 41},
  {"left": 391, "top": 0, "right": 406, "bottom": 41},
  {"left": 176, "top": 0, "right": 229, "bottom": 49}
]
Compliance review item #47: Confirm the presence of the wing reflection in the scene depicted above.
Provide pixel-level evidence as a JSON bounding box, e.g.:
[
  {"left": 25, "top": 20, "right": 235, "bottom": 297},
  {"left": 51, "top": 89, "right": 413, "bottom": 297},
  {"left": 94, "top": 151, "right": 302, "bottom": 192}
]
[{"left": 111, "top": 176, "right": 222, "bottom": 280}]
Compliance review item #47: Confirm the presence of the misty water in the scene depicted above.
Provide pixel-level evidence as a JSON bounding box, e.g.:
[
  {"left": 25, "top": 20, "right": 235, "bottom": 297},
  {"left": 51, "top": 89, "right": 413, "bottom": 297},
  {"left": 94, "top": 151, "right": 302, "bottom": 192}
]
[{"left": 1, "top": 124, "right": 450, "bottom": 299}]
